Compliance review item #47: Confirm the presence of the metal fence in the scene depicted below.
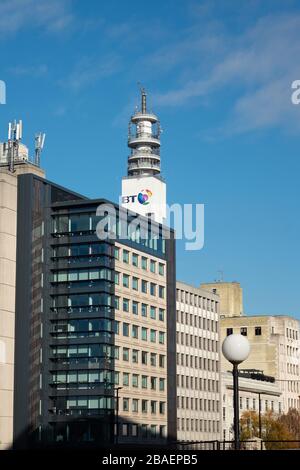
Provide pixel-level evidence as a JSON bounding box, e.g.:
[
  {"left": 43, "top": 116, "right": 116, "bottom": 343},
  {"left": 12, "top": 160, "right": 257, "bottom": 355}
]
[{"left": 176, "top": 440, "right": 300, "bottom": 450}]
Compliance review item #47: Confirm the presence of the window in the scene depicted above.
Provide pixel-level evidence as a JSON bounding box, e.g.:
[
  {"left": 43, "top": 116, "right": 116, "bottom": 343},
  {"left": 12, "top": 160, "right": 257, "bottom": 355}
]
[
  {"left": 123, "top": 398, "right": 129, "bottom": 411},
  {"left": 132, "top": 399, "right": 138, "bottom": 412},
  {"left": 123, "top": 348, "right": 129, "bottom": 361},
  {"left": 142, "top": 400, "right": 148, "bottom": 413},
  {"left": 150, "top": 353, "right": 156, "bottom": 366},
  {"left": 150, "top": 260, "right": 156, "bottom": 273},
  {"left": 141, "top": 304, "right": 147, "bottom": 317},
  {"left": 159, "top": 378, "right": 165, "bottom": 391},
  {"left": 151, "top": 377, "right": 157, "bottom": 390},
  {"left": 158, "top": 285, "right": 165, "bottom": 299},
  {"left": 123, "top": 274, "right": 129, "bottom": 288},
  {"left": 159, "top": 309, "right": 165, "bottom": 321},
  {"left": 150, "top": 283, "right": 156, "bottom": 296},
  {"left": 255, "top": 326, "right": 262, "bottom": 336},
  {"left": 114, "top": 272, "right": 120, "bottom": 285},
  {"left": 114, "top": 296, "right": 120, "bottom": 310},
  {"left": 151, "top": 401, "right": 157, "bottom": 414},
  {"left": 159, "top": 402, "right": 165, "bottom": 414},
  {"left": 142, "top": 327, "right": 148, "bottom": 341},
  {"left": 159, "top": 331, "right": 165, "bottom": 344},
  {"left": 123, "top": 250, "right": 129, "bottom": 264},
  {"left": 132, "top": 374, "right": 139, "bottom": 388},
  {"left": 142, "top": 375, "right": 148, "bottom": 389},
  {"left": 114, "top": 247, "right": 119, "bottom": 260},
  {"left": 123, "top": 373, "right": 129, "bottom": 386},
  {"left": 150, "top": 329, "right": 156, "bottom": 342},
  {"left": 132, "top": 301, "right": 139, "bottom": 315},
  {"left": 114, "top": 321, "right": 120, "bottom": 335},
  {"left": 132, "top": 253, "right": 138, "bottom": 267},
  {"left": 123, "top": 298, "right": 129, "bottom": 312},
  {"left": 123, "top": 323, "right": 129, "bottom": 337},
  {"left": 227, "top": 328, "right": 233, "bottom": 336},
  {"left": 132, "top": 277, "right": 138, "bottom": 290},
  {"left": 141, "top": 256, "right": 147, "bottom": 270},
  {"left": 241, "top": 327, "right": 247, "bottom": 336},
  {"left": 159, "top": 355, "right": 165, "bottom": 368},
  {"left": 150, "top": 425, "right": 156, "bottom": 438},
  {"left": 150, "top": 306, "right": 156, "bottom": 319},
  {"left": 158, "top": 263, "right": 164, "bottom": 276},
  {"left": 132, "top": 349, "right": 138, "bottom": 363},
  {"left": 132, "top": 325, "right": 139, "bottom": 339},
  {"left": 141, "top": 280, "right": 148, "bottom": 293},
  {"left": 142, "top": 351, "right": 148, "bottom": 365}
]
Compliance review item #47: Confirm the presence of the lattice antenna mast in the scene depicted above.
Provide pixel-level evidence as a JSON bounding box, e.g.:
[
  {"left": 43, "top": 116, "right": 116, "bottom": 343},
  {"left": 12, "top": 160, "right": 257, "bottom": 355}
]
[{"left": 7, "top": 120, "right": 22, "bottom": 173}]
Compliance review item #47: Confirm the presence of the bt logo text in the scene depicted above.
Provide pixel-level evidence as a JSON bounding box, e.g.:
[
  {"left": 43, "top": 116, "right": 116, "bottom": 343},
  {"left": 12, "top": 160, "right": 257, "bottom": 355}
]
[
  {"left": 291, "top": 80, "right": 300, "bottom": 105},
  {"left": 0, "top": 80, "right": 6, "bottom": 105}
]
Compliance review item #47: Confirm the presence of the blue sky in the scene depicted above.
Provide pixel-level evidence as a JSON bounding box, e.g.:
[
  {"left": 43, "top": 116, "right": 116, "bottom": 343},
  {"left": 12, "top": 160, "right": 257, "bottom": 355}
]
[{"left": 1, "top": 0, "right": 300, "bottom": 317}]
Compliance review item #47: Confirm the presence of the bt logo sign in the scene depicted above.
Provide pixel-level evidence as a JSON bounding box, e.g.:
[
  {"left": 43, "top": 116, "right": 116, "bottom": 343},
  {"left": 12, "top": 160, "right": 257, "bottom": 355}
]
[{"left": 122, "top": 189, "right": 153, "bottom": 205}]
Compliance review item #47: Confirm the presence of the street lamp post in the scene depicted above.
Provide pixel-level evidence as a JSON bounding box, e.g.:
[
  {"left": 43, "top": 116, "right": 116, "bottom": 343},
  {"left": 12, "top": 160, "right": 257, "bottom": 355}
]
[
  {"left": 222, "top": 334, "right": 250, "bottom": 450},
  {"left": 114, "top": 386, "right": 123, "bottom": 446}
]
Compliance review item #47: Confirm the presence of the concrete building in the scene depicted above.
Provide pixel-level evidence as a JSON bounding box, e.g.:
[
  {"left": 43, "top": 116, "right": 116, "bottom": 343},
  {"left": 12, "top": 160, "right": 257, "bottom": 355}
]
[
  {"left": 0, "top": 123, "right": 45, "bottom": 450},
  {"left": 176, "top": 281, "right": 222, "bottom": 442},
  {"left": 202, "top": 282, "right": 300, "bottom": 413},
  {"left": 114, "top": 243, "right": 174, "bottom": 443},
  {"left": 220, "top": 315, "right": 300, "bottom": 412},
  {"left": 201, "top": 281, "right": 243, "bottom": 318},
  {"left": 222, "top": 370, "right": 282, "bottom": 441}
]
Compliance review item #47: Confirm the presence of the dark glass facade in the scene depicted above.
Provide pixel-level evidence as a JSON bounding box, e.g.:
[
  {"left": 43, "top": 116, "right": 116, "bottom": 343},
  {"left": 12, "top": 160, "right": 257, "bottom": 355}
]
[{"left": 13, "top": 174, "right": 176, "bottom": 448}]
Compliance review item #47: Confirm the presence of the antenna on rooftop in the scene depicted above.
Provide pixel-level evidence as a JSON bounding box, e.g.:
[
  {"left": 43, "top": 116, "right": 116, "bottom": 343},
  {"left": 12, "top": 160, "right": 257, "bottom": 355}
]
[
  {"left": 34, "top": 132, "right": 46, "bottom": 167},
  {"left": 7, "top": 119, "right": 22, "bottom": 173}
]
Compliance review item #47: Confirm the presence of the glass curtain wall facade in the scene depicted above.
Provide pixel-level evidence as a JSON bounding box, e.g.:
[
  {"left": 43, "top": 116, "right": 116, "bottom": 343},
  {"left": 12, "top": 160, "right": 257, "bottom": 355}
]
[{"left": 13, "top": 174, "right": 176, "bottom": 449}]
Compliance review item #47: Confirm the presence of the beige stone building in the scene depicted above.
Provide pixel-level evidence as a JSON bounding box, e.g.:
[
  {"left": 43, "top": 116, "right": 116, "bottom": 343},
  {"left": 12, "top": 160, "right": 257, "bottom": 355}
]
[
  {"left": 114, "top": 243, "right": 169, "bottom": 441},
  {"left": 0, "top": 153, "right": 45, "bottom": 449},
  {"left": 202, "top": 282, "right": 300, "bottom": 413},
  {"left": 176, "top": 281, "right": 222, "bottom": 442},
  {"left": 201, "top": 281, "right": 243, "bottom": 318}
]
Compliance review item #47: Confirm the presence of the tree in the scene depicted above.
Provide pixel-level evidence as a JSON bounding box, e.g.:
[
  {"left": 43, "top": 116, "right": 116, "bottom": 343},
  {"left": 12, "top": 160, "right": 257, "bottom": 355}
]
[
  {"left": 278, "top": 408, "right": 300, "bottom": 440},
  {"left": 240, "top": 410, "right": 298, "bottom": 450}
]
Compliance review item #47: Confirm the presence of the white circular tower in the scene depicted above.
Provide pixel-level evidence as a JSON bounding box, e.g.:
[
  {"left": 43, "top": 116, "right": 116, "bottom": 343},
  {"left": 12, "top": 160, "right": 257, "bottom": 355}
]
[{"left": 127, "top": 88, "right": 161, "bottom": 177}]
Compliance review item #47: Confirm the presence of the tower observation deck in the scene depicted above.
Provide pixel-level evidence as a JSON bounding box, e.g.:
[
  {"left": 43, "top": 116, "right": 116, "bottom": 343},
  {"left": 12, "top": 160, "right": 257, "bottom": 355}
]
[{"left": 127, "top": 88, "right": 161, "bottom": 177}]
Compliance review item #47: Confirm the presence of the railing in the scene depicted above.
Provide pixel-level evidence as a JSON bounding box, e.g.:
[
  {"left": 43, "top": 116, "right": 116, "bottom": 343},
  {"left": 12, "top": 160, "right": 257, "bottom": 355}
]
[
  {"left": 130, "top": 147, "right": 160, "bottom": 156},
  {"left": 128, "top": 161, "right": 160, "bottom": 171},
  {"left": 128, "top": 133, "right": 160, "bottom": 142},
  {"left": 174, "top": 440, "right": 300, "bottom": 450}
]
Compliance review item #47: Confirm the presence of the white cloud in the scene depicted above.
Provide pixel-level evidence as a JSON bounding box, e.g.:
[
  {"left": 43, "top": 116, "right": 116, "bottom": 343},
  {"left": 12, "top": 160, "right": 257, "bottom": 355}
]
[
  {"left": 150, "top": 12, "right": 300, "bottom": 134},
  {"left": 8, "top": 64, "right": 48, "bottom": 77},
  {"left": 63, "top": 55, "right": 121, "bottom": 92},
  {"left": 0, "top": 0, "right": 74, "bottom": 35}
]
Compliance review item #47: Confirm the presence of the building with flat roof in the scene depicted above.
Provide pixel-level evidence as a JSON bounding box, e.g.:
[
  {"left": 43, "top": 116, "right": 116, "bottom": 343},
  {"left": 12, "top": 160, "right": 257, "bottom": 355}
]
[
  {"left": 0, "top": 122, "right": 45, "bottom": 450},
  {"left": 220, "top": 315, "right": 300, "bottom": 412},
  {"left": 13, "top": 173, "right": 176, "bottom": 448},
  {"left": 176, "top": 281, "right": 222, "bottom": 442}
]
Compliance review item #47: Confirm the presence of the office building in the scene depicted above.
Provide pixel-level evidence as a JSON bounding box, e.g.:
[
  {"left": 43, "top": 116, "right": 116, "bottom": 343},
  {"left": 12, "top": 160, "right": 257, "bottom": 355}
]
[
  {"left": 176, "top": 281, "right": 222, "bottom": 442},
  {"left": 12, "top": 173, "right": 176, "bottom": 448},
  {"left": 0, "top": 123, "right": 45, "bottom": 449},
  {"left": 203, "top": 282, "right": 300, "bottom": 413}
]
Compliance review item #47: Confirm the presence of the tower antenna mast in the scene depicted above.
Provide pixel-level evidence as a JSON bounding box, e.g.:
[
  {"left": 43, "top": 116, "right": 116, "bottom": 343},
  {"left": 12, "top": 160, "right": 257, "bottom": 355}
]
[
  {"left": 7, "top": 120, "right": 22, "bottom": 173},
  {"left": 34, "top": 132, "right": 46, "bottom": 167}
]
